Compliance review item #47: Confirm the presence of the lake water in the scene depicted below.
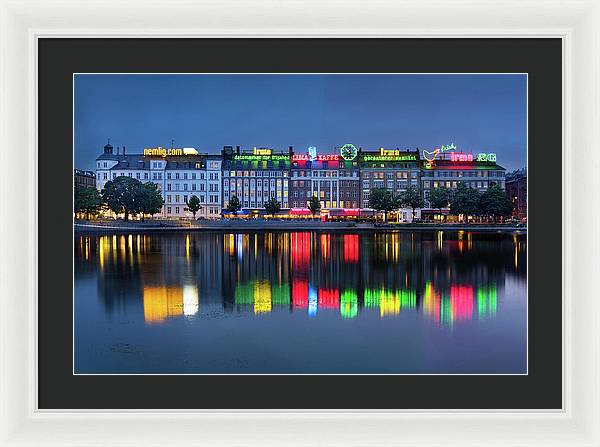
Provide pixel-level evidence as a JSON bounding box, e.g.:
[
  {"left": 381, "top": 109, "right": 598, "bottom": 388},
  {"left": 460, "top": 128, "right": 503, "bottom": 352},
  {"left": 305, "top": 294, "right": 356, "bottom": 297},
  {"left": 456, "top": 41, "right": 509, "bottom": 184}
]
[{"left": 74, "top": 230, "right": 527, "bottom": 374}]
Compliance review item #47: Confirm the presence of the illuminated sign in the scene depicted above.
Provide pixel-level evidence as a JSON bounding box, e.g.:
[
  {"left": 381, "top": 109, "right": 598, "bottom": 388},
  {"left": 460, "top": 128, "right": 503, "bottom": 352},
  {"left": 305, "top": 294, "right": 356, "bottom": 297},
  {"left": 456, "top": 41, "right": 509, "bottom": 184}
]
[
  {"left": 253, "top": 147, "right": 272, "bottom": 156},
  {"left": 450, "top": 153, "right": 473, "bottom": 162},
  {"left": 292, "top": 154, "right": 340, "bottom": 161},
  {"left": 363, "top": 149, "right": 417, "bottom": 162},
  {"left": 234, "top": 154, "right": 289, "bottom": 161},
  {"left": 144, "top": 147, "right": 184, "bottom": 157},
  {"left": 308, "top": 146, "right": 317, "bottom": 161},
  {"left": 183, "top": 147, "right": 198, "bottom": 155},
  {"left": 340, "top": 143, "right": 358, "bottom": 161},
  {"left": 423, "top": 143, "right": 457, "bottom": 162},
  {"left": 476, "top": 153, "right": 496, "bottom": 162}
]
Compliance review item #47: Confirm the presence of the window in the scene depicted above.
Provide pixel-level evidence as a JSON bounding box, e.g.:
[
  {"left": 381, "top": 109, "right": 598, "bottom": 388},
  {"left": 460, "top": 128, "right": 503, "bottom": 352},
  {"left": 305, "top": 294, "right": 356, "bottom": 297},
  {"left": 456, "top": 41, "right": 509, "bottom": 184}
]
[
  {"left": 136, "top": 173, "right": 140, "bottom": 180},
  {"left": 144, "top": 173, "right": 149, "bottom": 180},
  {"left": 167, "top": 173, "right": 172, "bottom": 180},
  {"left": 184, "top": 173, "right": 188, "bottom": 180},
  {"left": 167, "top": 206, "right": 172, "bottom": 214},
  {"left": 175, "top": 173, "right": 180, "bottom": 180},
  {"left": 192, "top": 184, "right": 196, "bottom": 191},
  {"left": 175, "top": 207, "right": 180, "bottom": 214}
]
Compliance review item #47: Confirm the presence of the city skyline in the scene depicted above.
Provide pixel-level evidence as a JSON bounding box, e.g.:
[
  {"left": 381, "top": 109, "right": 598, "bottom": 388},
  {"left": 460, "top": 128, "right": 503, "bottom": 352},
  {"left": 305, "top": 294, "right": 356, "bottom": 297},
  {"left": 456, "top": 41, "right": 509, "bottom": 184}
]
[{"left": 75, "top": 74, "right": 527, "bottom": 172}]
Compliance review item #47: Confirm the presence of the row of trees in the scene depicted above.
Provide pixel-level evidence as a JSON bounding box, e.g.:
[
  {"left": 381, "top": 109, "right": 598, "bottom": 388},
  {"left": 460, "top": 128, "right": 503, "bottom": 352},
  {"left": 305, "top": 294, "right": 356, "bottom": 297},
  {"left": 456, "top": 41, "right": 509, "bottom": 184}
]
[
  {"left": 225, "top": 195, "right": 284, "bottom": 217},
  {"left": 368, "top": 183, "right": 513, "bottom": 222},
  {"left": 225, "top": 195, "right": 322, "bottom": 217},
  {"left": 368, "top": 186, "right": 425, "bottom": 221},
  {"left": 75, "top": 176, "right": 166, "bottom": 221}
]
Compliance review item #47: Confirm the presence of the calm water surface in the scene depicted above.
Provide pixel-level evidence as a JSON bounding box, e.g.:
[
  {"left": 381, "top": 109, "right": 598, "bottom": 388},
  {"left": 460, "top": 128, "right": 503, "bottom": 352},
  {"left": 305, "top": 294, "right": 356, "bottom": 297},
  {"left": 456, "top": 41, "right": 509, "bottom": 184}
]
[{"left": 75, "top": 230, "right": 527, "bottom": 374}]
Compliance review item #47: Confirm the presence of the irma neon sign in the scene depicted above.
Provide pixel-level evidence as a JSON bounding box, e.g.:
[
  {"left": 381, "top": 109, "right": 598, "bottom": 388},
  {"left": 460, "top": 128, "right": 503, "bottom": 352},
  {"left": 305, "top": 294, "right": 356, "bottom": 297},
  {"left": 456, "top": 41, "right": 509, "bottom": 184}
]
[{"left": 363, "top": 148, "right": 417, "bottom": 162}]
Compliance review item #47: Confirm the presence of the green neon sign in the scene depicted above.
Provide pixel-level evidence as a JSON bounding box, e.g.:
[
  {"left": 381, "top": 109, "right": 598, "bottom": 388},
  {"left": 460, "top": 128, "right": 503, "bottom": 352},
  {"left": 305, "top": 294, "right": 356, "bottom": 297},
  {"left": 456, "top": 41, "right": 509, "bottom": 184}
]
[
  {"left": 363, "top": 154, "right": 417, "bottom": 162},
  {"left": 233, "top": 154, "right": 290, "bottom": 161}
]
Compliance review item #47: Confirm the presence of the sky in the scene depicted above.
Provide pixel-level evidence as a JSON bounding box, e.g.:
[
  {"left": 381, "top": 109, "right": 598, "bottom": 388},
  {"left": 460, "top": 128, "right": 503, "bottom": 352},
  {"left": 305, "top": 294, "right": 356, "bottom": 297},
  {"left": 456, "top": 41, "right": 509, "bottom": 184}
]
[{"left": 74, "top": 74, "right": 527, "bottom": 172}]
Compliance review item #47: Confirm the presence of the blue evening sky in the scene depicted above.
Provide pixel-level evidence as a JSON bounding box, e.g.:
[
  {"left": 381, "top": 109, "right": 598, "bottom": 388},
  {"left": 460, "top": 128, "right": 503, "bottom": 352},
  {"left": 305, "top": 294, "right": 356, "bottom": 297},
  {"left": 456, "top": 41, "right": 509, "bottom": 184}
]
[{"left": 74, "top": 74, "right": 527, "bottom": 172}]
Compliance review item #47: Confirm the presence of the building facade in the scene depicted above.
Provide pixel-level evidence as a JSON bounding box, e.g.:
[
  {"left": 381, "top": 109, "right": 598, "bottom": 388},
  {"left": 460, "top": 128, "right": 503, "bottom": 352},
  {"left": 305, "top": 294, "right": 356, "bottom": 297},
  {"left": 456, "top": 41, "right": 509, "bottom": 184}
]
[
  {"left": 95, "top": 141, "right": 222, "bottom": 219},
  {"left": 74, "top": 169, "right": 96, "bottom": 189},
  {"left": 421, "top": 152, "right": 506, "bottom": 202},
  {"left": 221, "top": 146, "right": 291, "bottom": 214},
  {"left": 289, "top": 146, "right": 361, "bottom": 212},
  {"left": 359, "top": 148, "right": 421, "bottom": 208},
  {"left": 505, "top": 168, "right": 527, "bottom": 221}
]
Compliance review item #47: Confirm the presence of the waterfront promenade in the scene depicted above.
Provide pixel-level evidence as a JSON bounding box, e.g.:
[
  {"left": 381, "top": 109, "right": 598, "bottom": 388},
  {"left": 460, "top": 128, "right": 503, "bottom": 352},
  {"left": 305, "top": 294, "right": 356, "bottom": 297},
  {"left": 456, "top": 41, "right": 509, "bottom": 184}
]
[{"left": 74, "top": 219, "right": 526, "bottom": 233}]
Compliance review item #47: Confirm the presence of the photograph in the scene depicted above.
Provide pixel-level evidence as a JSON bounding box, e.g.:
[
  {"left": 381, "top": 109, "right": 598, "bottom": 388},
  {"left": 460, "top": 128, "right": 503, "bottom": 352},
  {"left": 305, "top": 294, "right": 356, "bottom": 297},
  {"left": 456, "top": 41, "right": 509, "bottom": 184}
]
[{"left": 73, "top": 73, "right": 527, "bottom": 375}]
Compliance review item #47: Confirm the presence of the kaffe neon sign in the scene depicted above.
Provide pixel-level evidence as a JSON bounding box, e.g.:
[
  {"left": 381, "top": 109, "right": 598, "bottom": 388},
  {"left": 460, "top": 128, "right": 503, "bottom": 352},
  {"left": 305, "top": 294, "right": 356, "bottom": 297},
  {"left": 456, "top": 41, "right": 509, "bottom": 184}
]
[{"left": 363, "top": 148, "right": 418, "bottom": 162}]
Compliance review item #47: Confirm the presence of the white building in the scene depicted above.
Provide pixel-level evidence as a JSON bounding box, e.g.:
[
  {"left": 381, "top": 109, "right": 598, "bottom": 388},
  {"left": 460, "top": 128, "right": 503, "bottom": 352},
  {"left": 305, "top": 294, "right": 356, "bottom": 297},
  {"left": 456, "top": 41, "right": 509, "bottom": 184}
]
[{"left": 95, "top": 141, "right": 222, "bottom": 219}]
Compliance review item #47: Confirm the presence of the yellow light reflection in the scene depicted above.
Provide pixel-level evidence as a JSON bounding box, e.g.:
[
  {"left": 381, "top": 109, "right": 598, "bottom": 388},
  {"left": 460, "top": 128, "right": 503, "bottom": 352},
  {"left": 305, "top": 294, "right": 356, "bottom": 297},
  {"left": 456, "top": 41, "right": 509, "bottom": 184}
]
[
  {"left": 253, "top": 280, "right": 272, "bottom": 314},
  {"left": 143, "top": 286, "right": 184, "bottom": 323}
]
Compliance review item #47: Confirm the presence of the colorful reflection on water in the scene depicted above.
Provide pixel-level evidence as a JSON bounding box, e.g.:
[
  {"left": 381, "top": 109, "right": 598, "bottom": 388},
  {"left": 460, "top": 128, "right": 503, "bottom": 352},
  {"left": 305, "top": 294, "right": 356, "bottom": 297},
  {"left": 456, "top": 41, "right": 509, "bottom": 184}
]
[{"left": 75, "top": 230, "right": 527, "bottom": 373}]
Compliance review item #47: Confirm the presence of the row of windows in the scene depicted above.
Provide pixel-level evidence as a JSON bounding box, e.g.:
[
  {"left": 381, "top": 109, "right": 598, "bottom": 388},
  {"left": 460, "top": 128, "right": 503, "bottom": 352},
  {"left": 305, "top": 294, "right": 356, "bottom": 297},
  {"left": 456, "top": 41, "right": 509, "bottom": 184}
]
[
  {"left": 165, "top": 183, "right": 220, "bottom": 192},
  {"left": 227, "top": 200, "right": 290, "bottom": 209},
  {"left": 166, "top": 206, "right": 220, "bottom": 215},
  {"left": 423, "top": 180, "right": 503, "bottom": 189},
  {"left": 165, "top": 194, "right": 221, "bottom": 204},
  {"left": 223, "top": 190, "right": 286, "bottom": 199},
  {"left": 363, "top": 171, "right": 418, "bottom": 179},
  {"left": 224, "top": 179, "right": 288, "bottom": 189},
  {"left": 165, "top": 172, "right": 219, "bottom": 180},
  {"left": 224, "top": 170, "right": 287, "bottom": 178}
]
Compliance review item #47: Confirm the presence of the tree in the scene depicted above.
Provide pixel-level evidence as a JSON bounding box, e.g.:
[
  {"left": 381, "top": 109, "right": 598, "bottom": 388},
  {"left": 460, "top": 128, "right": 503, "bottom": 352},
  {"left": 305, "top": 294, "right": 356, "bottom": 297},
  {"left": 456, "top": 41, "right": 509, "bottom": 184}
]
[
  {"left": 187, "top": 195, "right": 201, "bottom": 218},
  {"left": 450, "top": 182, "right": 481, "bottom": 219},
  {"left": 399, "top": 186, "right": 424, "bottom": 221},
  {"left": 429, "top": 187, "right": 449, "bottom": 222},
  {"left": 227, "top": 195, "right": 241, "bottom": 215},
  {"left": 307, "top": 195, "right": 321, "bottom": 217},
  {"left": 478, "top": 184, "right": 513, "bottom": 222},
  {"left": 74, "top": 187, "right": 102, "bottom": 220},
  {"left": 138, "top": 182, "right": 164, "bottom": 220},
  {"left": 102, "top": 176, "right": 144, "bottom": 221},
  {"left": 264, "top": 198, "right": 281, "bottom": 217},
  {"left": 368, "top": 188, "right": 400, "bottom": 222}
]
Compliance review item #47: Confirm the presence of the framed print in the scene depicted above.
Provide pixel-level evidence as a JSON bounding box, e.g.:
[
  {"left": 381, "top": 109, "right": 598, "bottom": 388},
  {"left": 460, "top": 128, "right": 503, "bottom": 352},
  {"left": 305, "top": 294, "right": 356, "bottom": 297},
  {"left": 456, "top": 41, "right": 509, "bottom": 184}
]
[{"left": 0, "top": 0, "right": 599, "bottom": 446}]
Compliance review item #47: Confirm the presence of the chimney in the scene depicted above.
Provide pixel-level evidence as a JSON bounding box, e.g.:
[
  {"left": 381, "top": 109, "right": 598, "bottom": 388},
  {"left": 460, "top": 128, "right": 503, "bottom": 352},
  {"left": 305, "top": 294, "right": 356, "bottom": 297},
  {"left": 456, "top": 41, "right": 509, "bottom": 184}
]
[
  {"left": 116, "top": 146, "right": 120, "bottom": 155},
  {"left": 123, "top": 145, "right": 126, "bottom": 155},
  {"left": 236, "top": 146, "right": 240, "bottom": 155},
  {"left": 289, "top": 145, "right": 293, "bottom": 156}
]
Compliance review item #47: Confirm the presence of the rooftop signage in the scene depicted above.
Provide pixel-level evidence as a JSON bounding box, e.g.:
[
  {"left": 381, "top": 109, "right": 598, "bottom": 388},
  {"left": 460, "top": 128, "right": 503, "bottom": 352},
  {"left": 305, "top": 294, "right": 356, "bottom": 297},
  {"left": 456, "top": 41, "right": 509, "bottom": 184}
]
[
  {"left": 143, "top": 146, "right": 200, "bottom": 157},
  {"left": 144, "top": 147, "right": 185, "bottom": 157},
  {"left": 292, "top": 154, "right": 340, "bottom": 162},
  {"left": 340, "top": 144, "right": 358, "bottom": 161},
  {"left": 422, "top": 143, "right": 498, "bottom": 169},
  {"left": 363, "top": 148, "right": 417, "bottom": 162},
  {"left": 253, "top": 147, "right": 272, "bottom": 156}
]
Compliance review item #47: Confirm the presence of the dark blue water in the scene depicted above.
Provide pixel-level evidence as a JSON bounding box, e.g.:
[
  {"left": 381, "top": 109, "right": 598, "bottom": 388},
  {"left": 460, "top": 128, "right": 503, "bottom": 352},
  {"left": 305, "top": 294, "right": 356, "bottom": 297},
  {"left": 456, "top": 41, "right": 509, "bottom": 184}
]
[{"left": 74, "top": 230, "right": 527, "bottom": 374}]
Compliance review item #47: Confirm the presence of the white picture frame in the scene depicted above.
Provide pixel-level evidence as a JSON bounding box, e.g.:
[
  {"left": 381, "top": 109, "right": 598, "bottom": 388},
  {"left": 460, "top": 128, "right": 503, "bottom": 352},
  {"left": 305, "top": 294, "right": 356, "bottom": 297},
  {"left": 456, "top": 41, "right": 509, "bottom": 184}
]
[{"left": 0, "top": 0, "right": 596, "bottom": 445}]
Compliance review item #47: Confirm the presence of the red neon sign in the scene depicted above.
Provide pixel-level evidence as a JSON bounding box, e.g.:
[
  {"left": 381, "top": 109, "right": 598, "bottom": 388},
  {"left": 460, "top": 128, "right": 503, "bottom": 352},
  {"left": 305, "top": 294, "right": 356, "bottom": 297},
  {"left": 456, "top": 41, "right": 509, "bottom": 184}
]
[{"left": 450, "top": 153, "right": 473, "bottom": 162}]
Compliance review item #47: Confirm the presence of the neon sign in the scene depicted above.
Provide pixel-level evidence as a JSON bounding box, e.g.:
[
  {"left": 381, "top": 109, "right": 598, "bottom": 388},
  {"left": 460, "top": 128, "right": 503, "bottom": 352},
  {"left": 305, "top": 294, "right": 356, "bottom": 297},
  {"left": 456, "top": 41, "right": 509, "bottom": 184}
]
[
  {"left": 423, "top": 143, "right": 456, "bottom": 162},
  {"left": 253, "top": 147, "right": 272, "bottom": 156},
  {"left": 340, "top": 143, "right": 358, "bottom": 161},
  {"left": 450, "top": 153, "right": 473, "bottom": 162},
  {"left": 144, "top": 147, "right": 184, "bottom": 157},
  {"left": 292, "top": 154, "right": 340, "bottom": 161},
  {"left": 363, "top": 149, "right": 417, "bottom": 162},
  {"left": 308, "top": 146, "right": 317, "bottom": 161},
  {"left": 476, "top": 153, "right": 496, "bottom": 162},
  {"left": 234, "top": 154, "right": 289, "bottom": 161}
]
